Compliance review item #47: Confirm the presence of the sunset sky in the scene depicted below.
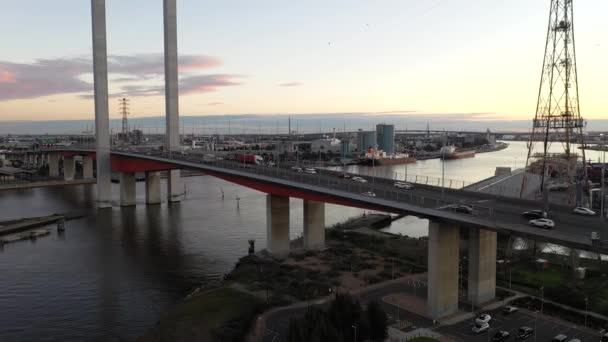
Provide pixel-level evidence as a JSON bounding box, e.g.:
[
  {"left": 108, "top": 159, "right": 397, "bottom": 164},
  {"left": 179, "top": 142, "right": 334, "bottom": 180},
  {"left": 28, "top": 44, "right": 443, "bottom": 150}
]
[{"left": 0, "top": 0, "right": 607, "bottom": 121}]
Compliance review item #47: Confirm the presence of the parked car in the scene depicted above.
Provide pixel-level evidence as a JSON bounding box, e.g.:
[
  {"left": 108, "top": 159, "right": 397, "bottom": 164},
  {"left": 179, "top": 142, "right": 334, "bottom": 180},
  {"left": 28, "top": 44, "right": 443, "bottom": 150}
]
[
  {"left": 492, "top": 330, "right": 510, "bottom": 342},
  {"left": 475, "top": 314, "right": 492, "bottom": 325},
  {"left": 551, "top": 334, "right": 568, "bottom": 342},
  {"left": 394, "top": 182, "right": 414, "bottom": 190},
  {"left": 529, "top": 218, "right": 555, "bottom": 229},
  {"left": 361, "top": 191, "right": 376, "bottom": 197},
  {"left": 304, "top": 168, "right": 317, "bottom": 174},
  {"left": 352, "top": 177, "right": 368, "bottom": 183},
  {"left": 521, "top": 210, "right": 547, "bottom": 219},
  {"left": 516, "top": 326, "right": 533, "bottom": 340},
  {"left": 567, "top": 339, "right": 581, "bottom": 342},
  {"left": 573, "top": 207, "right": 595, "bottom": 216},
  {"left": 472, "top": 322, "right": 490, "bottom": 334},
  {"left": 291, "top": 166, "right": 303, "bottom": 172},
  {"left": 502, "top": 305, "right": 518, "bottom": 315}
]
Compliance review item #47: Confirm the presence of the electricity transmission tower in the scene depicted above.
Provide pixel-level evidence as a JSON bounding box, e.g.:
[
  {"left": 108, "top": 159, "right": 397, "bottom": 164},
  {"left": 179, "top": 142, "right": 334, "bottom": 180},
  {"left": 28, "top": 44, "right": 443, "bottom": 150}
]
[
  {"left": 119, "top": 98, "right": 130, "bottom": 143},
  {"left": 521, "top": 0, "right": 586, "bottom": 205}
]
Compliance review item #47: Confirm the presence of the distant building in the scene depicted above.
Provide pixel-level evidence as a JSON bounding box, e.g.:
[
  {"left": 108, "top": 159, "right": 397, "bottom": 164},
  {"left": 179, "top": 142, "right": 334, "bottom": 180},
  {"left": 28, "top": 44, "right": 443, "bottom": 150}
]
[
  {"left": 357, "top": 130, "right": 376, "bottom": 152},
  {"left": 278, "top": 141, "right": 298, "bottom": 154},
  {"left": 376, "top": 124, "right": 395, "bottom": 154},
  {"left": 311, "top": 138, "right": 341, "bottom": 153}
]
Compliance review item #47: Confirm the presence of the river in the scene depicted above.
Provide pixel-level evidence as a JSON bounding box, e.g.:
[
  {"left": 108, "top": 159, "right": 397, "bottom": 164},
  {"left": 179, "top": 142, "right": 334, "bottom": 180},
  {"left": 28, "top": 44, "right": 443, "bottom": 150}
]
[{"left": 0, "top": 141, "right": 603, "bottom": 341}]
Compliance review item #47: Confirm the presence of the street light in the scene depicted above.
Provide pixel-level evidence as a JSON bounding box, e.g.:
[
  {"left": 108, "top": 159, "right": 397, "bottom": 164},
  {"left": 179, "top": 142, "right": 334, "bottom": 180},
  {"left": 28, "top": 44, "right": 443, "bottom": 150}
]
[
  {"left": 540, "top": 286, "right": 544, "bottom": 315},
  {"left": 584, "top": 297, "right": 589, "bottom": 328},
  {"left": 351, "top": 325, "right": 357, "bottom": 342}
]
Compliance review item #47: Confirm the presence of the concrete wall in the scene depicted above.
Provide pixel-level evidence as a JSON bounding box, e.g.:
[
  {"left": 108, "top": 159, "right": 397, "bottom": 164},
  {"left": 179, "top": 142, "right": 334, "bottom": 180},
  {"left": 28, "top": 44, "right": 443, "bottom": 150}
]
[
  {"left": 303, "top": 200, "right": 325, "bottom": 250},
  {"left": 120, "top": 172, "right": 136, "bottom": 207},
  {"left": 145, "top": 171, "right": 161, "bottom": 205}
]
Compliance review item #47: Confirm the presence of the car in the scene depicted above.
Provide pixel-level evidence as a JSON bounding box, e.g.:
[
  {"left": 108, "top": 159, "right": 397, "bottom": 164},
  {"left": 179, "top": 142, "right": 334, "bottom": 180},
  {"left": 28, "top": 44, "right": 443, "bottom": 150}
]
[
  {"left": 492, "top": 330, "right": 510, "bottom": 342},
  {"left": 567, "top": 339, "right": 581, "bottom": 342},
  {"left": 521, "top": 210, "right": 547, "bottom": 219},
  {"left": 291, "top": 166, "right": 303, "bottom": 172},
  {"left": 502, "top": 305, "right": 518, "bottom": 315},
  {"left": 529, "top": 218, "right": 555, "bottom": 229},
  {"left": 352, "top": 177, "right": 368, "bottom": 183},
  {"left": 266, "top": 162, "right": 276, "bottom": 167},
  {"left": 394, "top": 182, "right": 414, "bottom": 190},
  {"left": 516, "top": 326, "right": 534, "bottom": 340},
  {"left": 338, "top": 173, "right": 351, "bottom": 179},
  {"left": 573, "top": 207, "right": 595, "bottom": 216},
  {"left": 361, "top": 191, "right": 376, "bottom": 197},
  {"left": 551, "top": 334, "right": 568, "bottom": 342},
  {"left": 475, "top": 313, "right": 492, "bottom": 325},
  {"left": 304, "top": 168, "right": 317, "bottom": 174},
  {"left": 472, "top": 322, "right": 490, "bottom": 334},
  {"left": 440, "top": 204, "right": 474, "bottom": 214}
]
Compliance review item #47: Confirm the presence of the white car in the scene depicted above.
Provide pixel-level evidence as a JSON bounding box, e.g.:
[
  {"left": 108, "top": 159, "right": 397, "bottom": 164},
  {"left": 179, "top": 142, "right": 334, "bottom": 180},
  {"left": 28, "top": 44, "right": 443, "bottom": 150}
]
[
  {"left": 361, "top": 191, "right": 376, "bottom": 197},
  {"left": 475, "top": 313, "right": 492, "bottom": 325},
  {"left": 573, "top": 207, "right": 595, "bottom": 216},
  {"left": 472, "top": 322, "right": 490, "bottom": 334},
  {"left": 304, "top": 168, "right": 317, "bottom": 174},
  {"left": 394, "top": 182, "right": 414, "bottom": 190},
  {"left": 529, "top": 218, "right": 555, "bottom": 229},
  {"left": 352, "top": 177, "right": 368, "bottom": 183},
  {"left": 291, "top": 166, "right": 303, "bottom": 172}
]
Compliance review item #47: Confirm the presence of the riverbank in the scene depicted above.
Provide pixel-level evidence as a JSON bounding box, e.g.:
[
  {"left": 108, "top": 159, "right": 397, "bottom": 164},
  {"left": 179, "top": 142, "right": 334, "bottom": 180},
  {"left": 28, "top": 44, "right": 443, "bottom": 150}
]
[{"left": 137, "top": 218, "right": 428, "bottom": 341}]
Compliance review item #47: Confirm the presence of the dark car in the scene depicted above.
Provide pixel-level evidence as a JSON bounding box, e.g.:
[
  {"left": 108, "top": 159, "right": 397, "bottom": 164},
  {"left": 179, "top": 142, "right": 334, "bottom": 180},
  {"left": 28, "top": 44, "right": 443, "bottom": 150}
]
[
  {"left": 492, "top": 330, "right": 510, "bottom": 341},
  {"left": 338, "top": 173, "right": 351, "bottom": 179},
  {"left": 439, "top": 204, "right": 474, "bottom": 214},
  {"left": 521, "top": 210, "right": 547, "bottom": 219},
  {"left": 516, "top": 326, "right": 534, "bottom": 340}
]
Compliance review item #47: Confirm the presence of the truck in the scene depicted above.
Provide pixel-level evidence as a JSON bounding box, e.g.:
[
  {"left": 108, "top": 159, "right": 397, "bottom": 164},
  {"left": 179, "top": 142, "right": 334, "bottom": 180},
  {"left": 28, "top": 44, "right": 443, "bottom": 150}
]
[{"left": 237, "top": 154, "right": 263, "bottom": 165}]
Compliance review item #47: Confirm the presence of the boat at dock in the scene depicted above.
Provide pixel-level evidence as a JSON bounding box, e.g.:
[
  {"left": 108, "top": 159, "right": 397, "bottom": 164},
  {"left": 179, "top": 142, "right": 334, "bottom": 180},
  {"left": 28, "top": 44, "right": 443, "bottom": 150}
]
[{"left": 440, "top": 145, "right": 475, "bottom": 160}]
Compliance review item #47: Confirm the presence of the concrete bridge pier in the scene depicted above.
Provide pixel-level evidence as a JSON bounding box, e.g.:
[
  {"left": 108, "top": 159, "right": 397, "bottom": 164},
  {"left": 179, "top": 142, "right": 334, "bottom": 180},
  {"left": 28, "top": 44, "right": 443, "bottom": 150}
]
[
  {"left": 145, "top": 171, "right": 161, "bottom": 205},
  {"left": 266, "top": 195, "right": 290, "bottom": 255},
  {"left": 303, "top": 200, "right": 325, "bottom": 250},
  {"left": 468, "top": 229, "right": 497, "bottom": 306},
  {"left": 120, "top": 172, "right": 136, "bottom": 207},
  {"left": 427, "top": 221, "right": 460, "bottom": 319},
  {"left": 49, "top": 154, "right": 59, "bottom": 177},
  {"left": 63, "top": 157, "right": 75, "bottom": 181},
  {"left": 167, "top": 170, "right": 181, "bottom": 203},
  {"left": 83, "top": 156, "right": 94, "bottom": 179}
]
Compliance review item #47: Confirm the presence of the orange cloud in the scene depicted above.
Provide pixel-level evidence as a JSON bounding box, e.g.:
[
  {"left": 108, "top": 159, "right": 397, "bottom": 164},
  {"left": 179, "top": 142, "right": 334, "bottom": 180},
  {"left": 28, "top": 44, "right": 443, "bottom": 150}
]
[{"left": 0, "top": 71, "right": 16, "bottom": 83}]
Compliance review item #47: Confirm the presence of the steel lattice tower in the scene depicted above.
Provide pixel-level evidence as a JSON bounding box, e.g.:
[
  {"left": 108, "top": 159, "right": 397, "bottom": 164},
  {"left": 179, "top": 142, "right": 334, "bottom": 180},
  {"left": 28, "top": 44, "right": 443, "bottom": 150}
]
[
  {"left": 119, "top": 97, "right": 130, "bottom": 140},
  {"left": 521, "top": 0, "right": 586, "bottom": 203}
]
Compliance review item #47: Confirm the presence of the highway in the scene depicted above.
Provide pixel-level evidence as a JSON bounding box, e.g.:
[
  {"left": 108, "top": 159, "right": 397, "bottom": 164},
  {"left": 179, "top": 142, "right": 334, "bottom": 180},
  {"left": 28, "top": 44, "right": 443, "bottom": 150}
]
[{"left": 22, "top": 147, "right": 608, "bottom": 254}]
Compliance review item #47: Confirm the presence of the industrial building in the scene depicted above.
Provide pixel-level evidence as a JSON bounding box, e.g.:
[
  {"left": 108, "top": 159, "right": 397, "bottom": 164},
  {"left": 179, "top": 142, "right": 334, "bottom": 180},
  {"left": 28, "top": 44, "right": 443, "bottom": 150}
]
[
  {"left": 376, "top": 124, "right": 395, "bottom": 154},
  {"left": 356, "top": 130, "right": 376, "bottom": 152}
]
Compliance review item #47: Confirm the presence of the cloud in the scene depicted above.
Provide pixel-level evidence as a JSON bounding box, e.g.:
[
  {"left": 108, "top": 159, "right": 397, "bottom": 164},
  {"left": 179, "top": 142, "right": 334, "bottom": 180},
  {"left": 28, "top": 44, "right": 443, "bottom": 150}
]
[
  {"left": 279, "top": 82, "right": 302, "bottom": 87},
  {"left": 207, "top": 102, "right": 224, "bottom": 106},
  {"left": 0, "top": 53, "right": 230, "bottom": 101}
]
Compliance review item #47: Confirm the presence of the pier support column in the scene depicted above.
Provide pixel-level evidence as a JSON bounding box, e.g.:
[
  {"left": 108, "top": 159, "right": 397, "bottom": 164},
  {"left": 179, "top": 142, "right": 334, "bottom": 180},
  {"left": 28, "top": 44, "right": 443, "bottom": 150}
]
[
  {"left": 266, "top": 195, "right": 290, "bottom": 255},
  {"left": 91, "top": 0, "right": 112, "bottom": 209},
  {"left": 63, "top": 157, "right": 75, "bottom": 181},
  {"left": 428, "top": 221, "right": 460, "bottom": 319},
  {"left": 145, "top": 171, "right": 161, "bottom": 205},
  {"left": 83, "top": 156, "right": 94, "bottom": 179},
  {"left": 167, "top": 169, "right": 181, "bottom": 203},
  {"left": 120, "top": 172, "right": 136, "bottom": 207},
  {"left": 303, "top": 200, "right": 325, "bottom": 250},
  {"left": 49, "top": 154, "right": 59, "bottom": 177},
  {"left": 468, "top": 229, "right": 497, "bottom": 306}
]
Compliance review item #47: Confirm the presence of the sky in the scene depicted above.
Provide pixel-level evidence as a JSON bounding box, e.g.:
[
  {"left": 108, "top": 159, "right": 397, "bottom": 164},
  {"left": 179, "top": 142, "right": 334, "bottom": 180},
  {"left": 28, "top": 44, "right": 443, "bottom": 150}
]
[{"left": 0, "top": 0, "right": 607, "bottom": 122}]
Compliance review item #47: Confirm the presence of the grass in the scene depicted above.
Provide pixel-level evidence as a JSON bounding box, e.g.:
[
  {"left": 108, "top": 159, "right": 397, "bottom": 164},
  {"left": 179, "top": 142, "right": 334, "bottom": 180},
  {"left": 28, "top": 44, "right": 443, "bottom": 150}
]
[
  {"left": 137, "top": 287, "right": 262, "bottom": 342},
  {"left": 510, "top": 262, "right": 566, "bottom": 288}
]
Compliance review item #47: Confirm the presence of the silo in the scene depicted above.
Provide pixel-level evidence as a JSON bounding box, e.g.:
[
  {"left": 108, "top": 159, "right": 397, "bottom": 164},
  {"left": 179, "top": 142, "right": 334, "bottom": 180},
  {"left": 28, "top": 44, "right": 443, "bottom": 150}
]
[{"left": 376, "top": 124, "right": 395, "bottom": 154}]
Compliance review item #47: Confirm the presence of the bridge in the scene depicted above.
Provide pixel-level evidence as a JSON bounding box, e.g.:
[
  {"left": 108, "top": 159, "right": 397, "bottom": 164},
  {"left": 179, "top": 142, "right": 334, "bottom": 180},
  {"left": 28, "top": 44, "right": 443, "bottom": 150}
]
[
  {"left": 5, "top": 0, "right": 603, "bottom": 321},
  {"left": 9, "top": 145, "right": 608, "bottom": 319}
]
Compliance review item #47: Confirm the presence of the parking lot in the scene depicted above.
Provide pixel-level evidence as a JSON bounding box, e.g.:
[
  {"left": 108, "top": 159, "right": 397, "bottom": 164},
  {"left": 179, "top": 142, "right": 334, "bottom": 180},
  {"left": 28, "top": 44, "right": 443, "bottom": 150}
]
[{"left": 439, "top": 306, "right": 598, "bottom": 342}]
